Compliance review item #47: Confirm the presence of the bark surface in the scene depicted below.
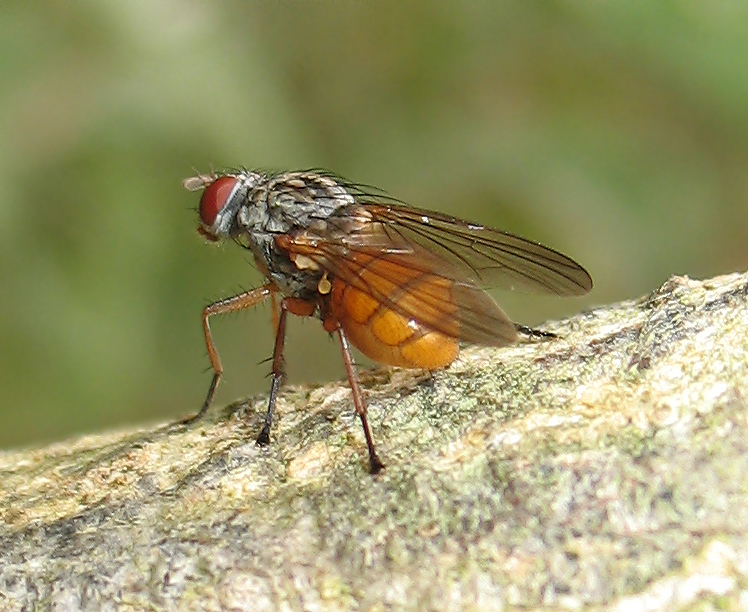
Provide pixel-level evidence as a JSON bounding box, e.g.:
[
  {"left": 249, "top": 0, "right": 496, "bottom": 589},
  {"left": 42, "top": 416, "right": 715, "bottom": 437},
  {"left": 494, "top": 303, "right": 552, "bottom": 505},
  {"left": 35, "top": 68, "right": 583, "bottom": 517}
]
[{"left": 2, "top": 273, "right": 748, "bottom": 611}]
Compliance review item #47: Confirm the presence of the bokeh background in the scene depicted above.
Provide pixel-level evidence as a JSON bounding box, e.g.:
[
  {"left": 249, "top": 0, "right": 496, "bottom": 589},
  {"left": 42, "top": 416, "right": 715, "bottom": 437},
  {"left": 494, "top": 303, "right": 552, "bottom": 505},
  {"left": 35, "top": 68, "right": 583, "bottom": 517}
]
[{"left": 2, "top": 2, "right": 747, "bottom": 449}]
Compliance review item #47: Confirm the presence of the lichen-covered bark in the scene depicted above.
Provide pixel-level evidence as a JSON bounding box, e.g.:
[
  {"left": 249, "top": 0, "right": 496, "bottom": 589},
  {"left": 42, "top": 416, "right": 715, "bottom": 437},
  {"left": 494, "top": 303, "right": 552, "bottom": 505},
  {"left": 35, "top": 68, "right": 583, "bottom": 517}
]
[{"left": 2, "top": 273, "right": 748, "bottom": 611}]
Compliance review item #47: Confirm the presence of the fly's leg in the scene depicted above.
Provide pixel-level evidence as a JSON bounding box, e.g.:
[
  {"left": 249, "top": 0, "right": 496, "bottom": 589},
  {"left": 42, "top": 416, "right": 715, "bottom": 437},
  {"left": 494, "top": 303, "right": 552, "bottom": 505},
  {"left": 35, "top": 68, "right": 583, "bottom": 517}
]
[
  {"left": 183, "top": 285, "right": 274, "bottom": 425},
  {"left": 256, "top": 304, "right": 287, "bottom": 446},
  {"left": 256, "top": 297, "right": 316, "bottom": 446},
  {"left": 337, "top": 327, "right": 385, "bottom": 474},
  {"left": 514, "top": 323, "right": 557, "bottom": 340},
  {"left": 270, "top": 290, "right": 280, "bottom": 335}
]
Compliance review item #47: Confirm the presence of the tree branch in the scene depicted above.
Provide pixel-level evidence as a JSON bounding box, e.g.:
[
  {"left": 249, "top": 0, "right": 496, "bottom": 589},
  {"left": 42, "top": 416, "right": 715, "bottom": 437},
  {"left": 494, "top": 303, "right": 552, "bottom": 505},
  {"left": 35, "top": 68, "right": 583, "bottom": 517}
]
[{"left": 3, "top": 273, "right": 748, "bottom": 610}]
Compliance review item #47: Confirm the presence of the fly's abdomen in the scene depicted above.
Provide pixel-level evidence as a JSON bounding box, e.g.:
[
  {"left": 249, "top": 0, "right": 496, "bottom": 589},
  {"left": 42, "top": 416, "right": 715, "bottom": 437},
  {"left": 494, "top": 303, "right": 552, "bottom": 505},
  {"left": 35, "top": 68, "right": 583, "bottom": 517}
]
[{"left": 326, "top": 265, "right": 459, "bottom": 370}]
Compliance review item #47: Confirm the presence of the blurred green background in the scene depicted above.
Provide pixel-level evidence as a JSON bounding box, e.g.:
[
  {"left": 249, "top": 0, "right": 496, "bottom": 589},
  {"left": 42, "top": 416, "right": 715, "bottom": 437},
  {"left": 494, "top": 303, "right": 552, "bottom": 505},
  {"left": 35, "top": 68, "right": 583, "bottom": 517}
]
[{"left": 2, "top": 2, "right": 747, "bottom": 449}]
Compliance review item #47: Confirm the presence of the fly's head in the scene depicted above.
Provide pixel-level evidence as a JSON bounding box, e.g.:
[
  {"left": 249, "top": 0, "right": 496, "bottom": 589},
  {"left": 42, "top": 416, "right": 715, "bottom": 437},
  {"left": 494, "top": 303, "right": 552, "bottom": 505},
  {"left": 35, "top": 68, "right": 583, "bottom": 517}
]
[{"left": 185, "top": 170, "right": 264, "bottom": 243}]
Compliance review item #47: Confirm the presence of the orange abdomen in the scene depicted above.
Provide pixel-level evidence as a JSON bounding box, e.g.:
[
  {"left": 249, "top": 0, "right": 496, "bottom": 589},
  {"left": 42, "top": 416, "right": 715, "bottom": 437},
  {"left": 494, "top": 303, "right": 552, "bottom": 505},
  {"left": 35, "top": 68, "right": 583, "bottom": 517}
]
[{"left": 327, "top": 274, "right": 459, "bottom": 370}]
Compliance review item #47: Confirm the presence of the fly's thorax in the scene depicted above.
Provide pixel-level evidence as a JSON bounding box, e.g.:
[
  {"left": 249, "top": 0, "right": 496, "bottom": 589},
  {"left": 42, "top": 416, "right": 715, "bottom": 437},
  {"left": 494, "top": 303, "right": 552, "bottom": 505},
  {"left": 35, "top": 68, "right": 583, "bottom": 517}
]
[
  {"left": 263, "top": 172, "right": 356, "bottom": 232},
  {"left": 234, "top": 172, "right": 355, "bottom": 240},
  {"left": 236, "top": 172, "right": 357, "bottom": 300}
]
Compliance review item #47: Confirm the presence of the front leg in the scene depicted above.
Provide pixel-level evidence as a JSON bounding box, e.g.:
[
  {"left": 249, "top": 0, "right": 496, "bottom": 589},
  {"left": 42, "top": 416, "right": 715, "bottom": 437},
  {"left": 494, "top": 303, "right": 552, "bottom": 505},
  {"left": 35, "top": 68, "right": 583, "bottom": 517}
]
[{"left": 183, "top": 285, "right": 274, "bottom": 425}]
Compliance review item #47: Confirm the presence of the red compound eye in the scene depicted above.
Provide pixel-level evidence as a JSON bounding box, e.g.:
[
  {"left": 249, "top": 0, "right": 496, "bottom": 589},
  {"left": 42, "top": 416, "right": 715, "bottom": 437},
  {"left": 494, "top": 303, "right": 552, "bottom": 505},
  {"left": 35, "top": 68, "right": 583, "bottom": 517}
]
[{"left": 199, "top": 176, "right": 239, "bottom": 227}]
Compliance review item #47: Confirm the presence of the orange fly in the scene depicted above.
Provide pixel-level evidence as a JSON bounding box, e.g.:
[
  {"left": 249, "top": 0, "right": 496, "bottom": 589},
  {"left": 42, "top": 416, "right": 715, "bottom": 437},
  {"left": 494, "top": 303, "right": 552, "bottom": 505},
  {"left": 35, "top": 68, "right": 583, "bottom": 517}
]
[{"left": 184, "top": 170, "right": 592, "bottom": 473}]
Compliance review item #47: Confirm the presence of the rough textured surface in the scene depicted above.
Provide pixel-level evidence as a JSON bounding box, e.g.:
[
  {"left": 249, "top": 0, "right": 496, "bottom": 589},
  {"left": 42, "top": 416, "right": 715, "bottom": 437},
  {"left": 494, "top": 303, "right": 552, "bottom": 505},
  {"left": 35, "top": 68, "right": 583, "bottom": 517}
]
[{"left": 3, "top": 273, "right": 748, "bottom": 611}]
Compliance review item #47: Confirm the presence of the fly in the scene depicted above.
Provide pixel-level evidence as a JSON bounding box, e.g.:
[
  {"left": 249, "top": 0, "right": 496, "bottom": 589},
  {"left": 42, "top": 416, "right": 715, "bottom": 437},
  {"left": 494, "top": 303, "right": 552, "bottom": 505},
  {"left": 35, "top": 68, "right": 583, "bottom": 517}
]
[{"left": 184, "top": 169, "right": 593, "bottom": 473}]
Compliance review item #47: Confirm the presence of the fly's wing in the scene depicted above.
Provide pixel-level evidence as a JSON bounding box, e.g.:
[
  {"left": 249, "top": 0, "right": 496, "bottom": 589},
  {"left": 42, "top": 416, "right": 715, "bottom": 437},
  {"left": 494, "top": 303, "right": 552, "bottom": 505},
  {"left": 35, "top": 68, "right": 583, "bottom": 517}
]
[
  {"left": 366, "top": 203, "right": 593, "bottom": 296},
  {"left": 278, "top": 201, "right": 589, "bottom": 347},
  {"left": 315, "top": 241, "right": 517, "bottom": 346}
]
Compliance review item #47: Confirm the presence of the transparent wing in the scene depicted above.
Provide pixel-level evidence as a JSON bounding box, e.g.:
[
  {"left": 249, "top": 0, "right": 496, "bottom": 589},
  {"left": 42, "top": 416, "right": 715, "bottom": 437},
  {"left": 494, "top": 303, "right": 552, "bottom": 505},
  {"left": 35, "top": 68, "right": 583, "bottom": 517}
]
[
  {"left": 278, "top": 202, "right": 590, "bottom": 345},
  {"left": 365, "top": 203, "right": 593, "bottom": 296}
]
